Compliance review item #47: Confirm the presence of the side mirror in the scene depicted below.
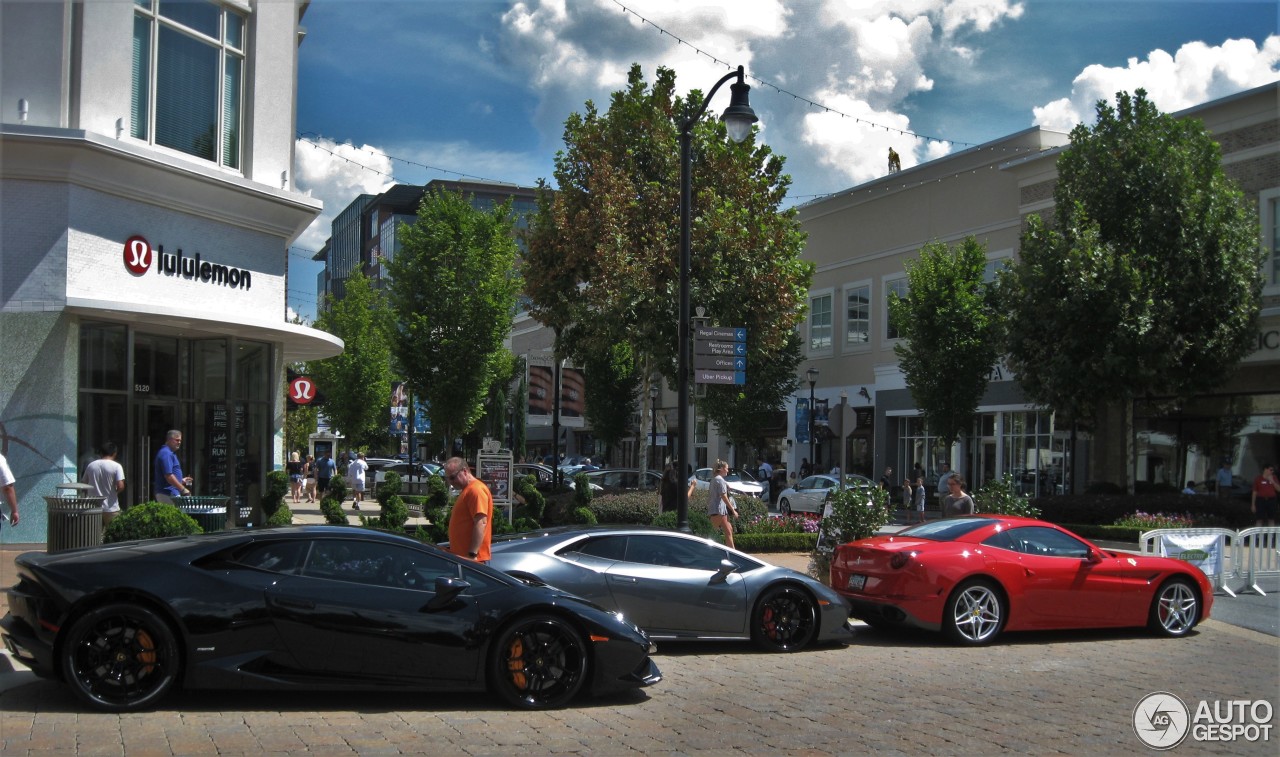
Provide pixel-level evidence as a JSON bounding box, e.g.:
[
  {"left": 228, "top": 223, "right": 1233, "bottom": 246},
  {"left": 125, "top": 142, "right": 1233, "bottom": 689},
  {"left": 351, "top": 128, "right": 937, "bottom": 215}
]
[
  {"left": 1085, "top": 548, "right": 1103, "bottom": 564},
  {"left": 426, "top": 576, "right": 471, "bottom": 611},
  {"left": 712, "top": 559, "right": 738, "bottom": 583}
]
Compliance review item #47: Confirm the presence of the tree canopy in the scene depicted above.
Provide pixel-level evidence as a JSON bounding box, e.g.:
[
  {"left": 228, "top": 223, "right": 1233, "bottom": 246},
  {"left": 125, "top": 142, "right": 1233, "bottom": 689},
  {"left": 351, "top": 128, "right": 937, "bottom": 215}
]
[
  {"left": 306, "top": 272, "right": 393, "bottom": 449},
  {"left": 888, "top": 237, "right": 1003, "bottom": 445},
  {"left": 999, "top": 90, "right": 1263, "bottom": 421},
  {"left": 522, "top": 63, "right": 811, "bottom": 450},
  {"left": 385, "top": 188, "right": 522, "bottom": 452}
]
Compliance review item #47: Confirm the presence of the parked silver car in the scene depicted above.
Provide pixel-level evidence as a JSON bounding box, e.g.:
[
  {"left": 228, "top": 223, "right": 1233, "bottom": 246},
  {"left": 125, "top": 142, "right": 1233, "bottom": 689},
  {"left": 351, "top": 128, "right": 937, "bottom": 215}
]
[{"left": 488, "top": 527, "right": 853, "bottom": 652}]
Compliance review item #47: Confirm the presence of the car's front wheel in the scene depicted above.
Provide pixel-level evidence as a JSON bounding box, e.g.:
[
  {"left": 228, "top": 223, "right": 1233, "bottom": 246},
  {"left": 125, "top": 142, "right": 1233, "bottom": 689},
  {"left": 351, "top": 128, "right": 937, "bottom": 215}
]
[
  {"left": 751, "top": 584, "right": 818, "bottom": 652},
  {"left": 60, "top": 602, "right": 180, "bottom": 712},
  {"left": 490, "top": 613, "right": 588, "bottom": 709},
  {"left": 779, "top": 498, "right": 793, "bottom": 516},
  {"left": 942, "top": 579, "right": 1005, "bottom": 645},
  {"left": 1148, "top": 577, "right": 1200, "bottom": 637}
]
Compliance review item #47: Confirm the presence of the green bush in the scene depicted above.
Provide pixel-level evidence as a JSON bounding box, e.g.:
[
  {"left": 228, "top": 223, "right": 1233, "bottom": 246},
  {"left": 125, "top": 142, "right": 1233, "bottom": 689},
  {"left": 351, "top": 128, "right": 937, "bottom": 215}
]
[
  {"left": 423, "top": 505, "right": 451, "bottom": 543},
  {"left": 735, "top": 532, "right": 818, "bottom": 552},
  {"left": 733, "top": 495, "right": 769, "bottom": 524},
  {"left": 261, "top": 470, "right": 289, "bottom": 520},
  {"left": 589, "top": 492, "right": 659, "bottom": 525},
  {"left": 379, "top": 494, "right": 409, "bottom": 531},
  {"left": 326, "top": 474, "right": 349, "bottom": 503},
  {"left": 651, "top": 509, "right": 715, "bottom": 538},
  {"left": 572, "top": 472, "right": 594, "bottom": 509},
  {"left": 422, "top": 474, "right": 450, "bottom": 511},
  {"left": 103, "top": 501, "right": 202, "bottom": 543},
  {"left": 377, "top": 471, "right": 402, "bottom": 504},
  {"left": 266, "top": 503, "right": 294, "bottom": 527},
  {"left": 817, "top": 485, "right": 892, "bottom": 557},
  {"left": 1036, "top": 493, "right": 1250, "bottom": 528},
  {"left": 514, "top": 474, "right": 545, "bottom": 520},
  {"left": 319, "top": 495, "right": 347, "bottom": 525},
  {"left": 973, "top": 474, "right": 1041, "bottom": 518},
  {"left": 571, "top": 506, "right": 597, "bottom": 525}
]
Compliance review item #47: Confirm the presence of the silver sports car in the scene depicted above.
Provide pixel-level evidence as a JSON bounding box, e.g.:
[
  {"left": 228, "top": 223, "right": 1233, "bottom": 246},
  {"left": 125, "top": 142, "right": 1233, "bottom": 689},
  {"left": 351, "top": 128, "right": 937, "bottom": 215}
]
[{"left": 488, "top": 527, "right": 853, "bottom": 652}]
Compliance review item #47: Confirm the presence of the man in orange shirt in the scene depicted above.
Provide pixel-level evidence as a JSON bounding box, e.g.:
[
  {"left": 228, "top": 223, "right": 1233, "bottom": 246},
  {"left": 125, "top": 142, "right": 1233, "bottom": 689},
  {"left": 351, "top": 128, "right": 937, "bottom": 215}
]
[{"left": 444, "top": 457, "right": 492, "bottom": 562}]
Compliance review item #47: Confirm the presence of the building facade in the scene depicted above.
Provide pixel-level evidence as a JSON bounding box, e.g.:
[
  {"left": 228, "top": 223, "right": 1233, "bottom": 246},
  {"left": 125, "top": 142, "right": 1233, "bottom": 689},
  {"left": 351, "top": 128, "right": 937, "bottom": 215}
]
[
  {"left": 793, "top": 82, "right": 1279, "bottom": 496},
  {"left": 1, "top": 0, "right": 340, "bottom": 544}
]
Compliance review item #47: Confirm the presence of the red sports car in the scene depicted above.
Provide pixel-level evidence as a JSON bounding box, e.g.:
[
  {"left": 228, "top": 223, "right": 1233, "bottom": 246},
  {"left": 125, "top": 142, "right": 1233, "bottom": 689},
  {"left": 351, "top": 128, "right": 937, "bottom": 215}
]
[{"left": 831, "top": 516, "right": 1213, "bottom": 645}]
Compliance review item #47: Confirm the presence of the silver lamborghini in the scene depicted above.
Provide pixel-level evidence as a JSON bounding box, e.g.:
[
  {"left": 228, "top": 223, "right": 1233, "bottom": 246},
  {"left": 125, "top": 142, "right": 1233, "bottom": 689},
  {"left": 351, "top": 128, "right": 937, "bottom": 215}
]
[{"left": 488, "top": 527, "right": 853, "bottom": 652}]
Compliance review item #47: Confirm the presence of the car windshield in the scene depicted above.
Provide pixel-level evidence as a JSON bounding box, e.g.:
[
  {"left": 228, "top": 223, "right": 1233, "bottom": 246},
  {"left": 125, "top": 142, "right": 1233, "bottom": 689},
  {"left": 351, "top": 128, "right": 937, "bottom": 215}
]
[
  {"left": 726, "top": 471, "right": 758, "bottom": 484},
  {"left": 896, "top": 517, "right": 994, "bottom": 542}
]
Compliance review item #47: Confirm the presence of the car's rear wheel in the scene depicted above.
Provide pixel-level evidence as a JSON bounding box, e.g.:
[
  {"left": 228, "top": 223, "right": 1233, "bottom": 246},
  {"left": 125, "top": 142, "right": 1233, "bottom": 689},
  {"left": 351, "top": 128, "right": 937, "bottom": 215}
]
[
  {"left": 751, "top": 584, "right": 818, "bottom": 652},
  {"left": 779, "top": 498, "right": 793, "bottom": 516},
  {"left": 490, "top": 613, "right": 588, "bottom": 709},
  {"left": 942, "top": 579, "right": 1005, "bottom": 645},
  {"left": 1148, "top": 577, "right": 1200, "bottom": 637},
  {"left": 60, "top": 602, "right": 180, "bottom": 712}
]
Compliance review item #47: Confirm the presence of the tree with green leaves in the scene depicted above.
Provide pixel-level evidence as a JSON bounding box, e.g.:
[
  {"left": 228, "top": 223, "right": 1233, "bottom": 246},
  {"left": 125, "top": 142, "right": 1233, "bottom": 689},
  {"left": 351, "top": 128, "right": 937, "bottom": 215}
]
[
  {"left": 999, "top": 90, "right": 1263, "bottom": 487},
  {"left": 306, "top": 272, "right": 393, "bottom": 450},
  {"left": 888, "top": 237, "right": 1002, "bottom": 445},
  {"left": 580, "top": 340, "right": 642, "bottom": 463},
  {"left": 523, "top": 63, "right": 810, "bottom": 459},
  {"left": 384, "top": 188, "right": 522, "bottom": 457}
]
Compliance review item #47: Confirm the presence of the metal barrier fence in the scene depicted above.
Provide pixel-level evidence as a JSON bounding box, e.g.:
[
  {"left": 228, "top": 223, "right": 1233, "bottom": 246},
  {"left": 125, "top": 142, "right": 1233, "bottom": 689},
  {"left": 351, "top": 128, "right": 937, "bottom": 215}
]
[
  {"left": 1140, "top": 526, "right": 1280, "bottom": 599},
  {"left": 1233, "top": 526, "right": 1280, "bottom": 597},
  {"left": 1139, "top": 528, "right": 1237, "bottom": 595}
]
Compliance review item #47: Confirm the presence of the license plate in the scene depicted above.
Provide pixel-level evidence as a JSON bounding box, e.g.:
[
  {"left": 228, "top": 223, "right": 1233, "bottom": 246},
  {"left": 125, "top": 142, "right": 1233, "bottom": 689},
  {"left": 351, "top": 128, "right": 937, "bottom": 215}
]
[{"left": 846, "top": 574, "right": 866, "bottom": 591}]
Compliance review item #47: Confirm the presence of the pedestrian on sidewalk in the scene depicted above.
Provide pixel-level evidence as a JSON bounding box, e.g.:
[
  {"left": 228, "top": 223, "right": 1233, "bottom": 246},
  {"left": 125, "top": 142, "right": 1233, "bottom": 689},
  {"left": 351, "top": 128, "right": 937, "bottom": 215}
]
[
  {"left": 445, "top": 457, "right": 492, "bottom": 562},
  {"left": 153, "top": 429, "right": 193, "bottom": 504},
  {"left": 0, "top": 451, "right": 19, "bottom": 529},
  {"left": 913, "top": 475, "right": 927, "bottom": 522},
  {"left": 303, "top": 454, "right": 317, "bottom": 502},
  {"left": 316, "top": 451, "right": 335, "bottom": 498},
  {"left": 287, "top": 451, "right": 304, "bottom": 504},
  {"left": 348, "top": 453, "right": 368, "bottom": 509},
  {"left": 82, "top": 441, "right": 126, "bottom": 527}
]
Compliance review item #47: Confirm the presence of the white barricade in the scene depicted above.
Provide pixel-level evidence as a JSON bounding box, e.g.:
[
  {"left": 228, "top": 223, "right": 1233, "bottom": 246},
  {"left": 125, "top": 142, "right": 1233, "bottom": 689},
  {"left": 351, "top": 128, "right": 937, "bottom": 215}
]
[
  {"left": 1139, "top": 528, "right": 1237, "bottom": 596},
  {"left": 1232, "top": 526, "right": 1280, "bottom": 596}
]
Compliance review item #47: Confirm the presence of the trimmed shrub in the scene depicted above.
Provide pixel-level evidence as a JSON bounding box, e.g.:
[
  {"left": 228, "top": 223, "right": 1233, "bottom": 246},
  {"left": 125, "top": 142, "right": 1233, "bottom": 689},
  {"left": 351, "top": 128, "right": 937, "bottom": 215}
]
[
  {"left": 327, "top": 474, "right": 349, "bottom": 502},
  {"left": 733, "top": 495, "right": 769, "bottom": 524},
  {"left": 735, "top": 532, "right": 818, "bottom": 552},
  {"left": 261, "top": 470, "right": 290, "bottom": 521},
  {"left": 424, "top": 505, "right": 451, "bottom": 543},
  {"left": 1036, "top": 493, "right": 1250, "bottom": 529},
  {"left": 379, "top": 494, "right": 409, "bottom": 531},
  {"left": 514, "top": 474, "right": 545, "bottom": 520},
  {"left": 319, "top": 495, "right": 347, "bottom": 525},
  {"left": 266, "top": 503, "right": 294, "bottom": 527},
  {"left": 973, "top": 474, "right": 1041, "bottom": 518},
  {"left": 377, "top": 471, "right": 402, "bottom": 503},
  {"left": 104, "top": 501, "right": 202, "bottom": 543},
  {"left": 589, "top": 492, "right": 659, "bottom": 525},
  {"left": 572, "top": 472, "right": 593, "bottom": 509},
  {"left": 571, "top": 506, "right": 597, "bottom": 525}
]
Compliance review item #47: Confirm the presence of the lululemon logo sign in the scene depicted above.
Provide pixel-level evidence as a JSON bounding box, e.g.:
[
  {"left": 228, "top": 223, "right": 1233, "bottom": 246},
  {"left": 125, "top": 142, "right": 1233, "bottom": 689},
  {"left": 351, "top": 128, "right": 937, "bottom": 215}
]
[
  {"left": 290, "top": 376, "right": 316, "bottom": 404},
  {"left": 124, "top": 235, "right": 153, "bottom": 275}
]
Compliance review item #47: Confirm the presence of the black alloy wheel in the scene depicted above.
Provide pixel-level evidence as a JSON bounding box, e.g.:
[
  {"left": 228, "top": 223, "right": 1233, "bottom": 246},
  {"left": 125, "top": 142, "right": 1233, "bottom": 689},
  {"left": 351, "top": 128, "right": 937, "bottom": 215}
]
[
  {"left": 60, "top": 602, "right": 181, "bottom": 712},
  {"left": 751, "top": 584, "right": 818, "bottom": 652},
  {"left": 490, "top": 614, "right": 588, "bottom": 709}
]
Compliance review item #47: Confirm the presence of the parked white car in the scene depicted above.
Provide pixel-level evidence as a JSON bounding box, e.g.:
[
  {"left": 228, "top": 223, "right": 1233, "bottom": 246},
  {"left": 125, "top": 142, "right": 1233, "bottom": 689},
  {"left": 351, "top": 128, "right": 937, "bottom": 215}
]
[
  {"left": 691, "top": 467, "right": 765, "bottom": 499},
  {"left": 776, "top": 474, "right": 875, "bottom": 515}
]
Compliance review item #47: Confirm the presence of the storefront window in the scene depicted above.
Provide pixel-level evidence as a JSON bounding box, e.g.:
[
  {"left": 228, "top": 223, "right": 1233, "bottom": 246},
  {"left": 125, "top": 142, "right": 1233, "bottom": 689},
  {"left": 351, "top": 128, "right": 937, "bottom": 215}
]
[
  {"left": 133, "top": 334, "right": 180, "bottom": 397},
  {"left": 235, "top": 340, "right": 270, "bottom": 400},
  {"left": 193, "top": 339, "right": 228, "bottom": 398},
  {"left": 79, "top": 323, "right": 127, "bottom": 390}
]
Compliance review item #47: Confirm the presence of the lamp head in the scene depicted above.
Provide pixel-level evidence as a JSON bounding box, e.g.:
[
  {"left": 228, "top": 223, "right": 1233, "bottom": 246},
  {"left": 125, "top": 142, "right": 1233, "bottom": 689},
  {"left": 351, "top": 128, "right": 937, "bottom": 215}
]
[
  {"left": 650, "top": 384, "right": 659, "bottom": 400},
  {"left": 806, "top": 367, "right": 819, "bottom": 388},
  {"left": 721, "top": 69, "right": 757, "bottom": 143}
]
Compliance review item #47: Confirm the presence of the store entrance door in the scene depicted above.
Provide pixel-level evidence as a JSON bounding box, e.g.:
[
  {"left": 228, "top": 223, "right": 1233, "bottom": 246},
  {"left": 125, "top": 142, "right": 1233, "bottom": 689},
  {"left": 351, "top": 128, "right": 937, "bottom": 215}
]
[{"left": 134, "top": 402, "right": 179, "bottom": 505}]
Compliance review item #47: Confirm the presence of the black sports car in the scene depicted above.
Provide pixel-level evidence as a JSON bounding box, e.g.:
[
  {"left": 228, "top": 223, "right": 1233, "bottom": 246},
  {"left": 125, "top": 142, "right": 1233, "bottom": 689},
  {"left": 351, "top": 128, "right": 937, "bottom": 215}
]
[{"left": 1, "top": 526, "right": 660, "bottom": 712}]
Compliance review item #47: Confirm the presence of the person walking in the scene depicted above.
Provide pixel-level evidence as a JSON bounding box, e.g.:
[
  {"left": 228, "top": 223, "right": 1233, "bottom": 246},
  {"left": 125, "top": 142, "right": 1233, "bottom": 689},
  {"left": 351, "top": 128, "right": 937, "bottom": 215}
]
[
  {"left": 303, "top": 454, "right": 317, "bottom": 503},
  {"left": 660, "top": 459, "right": 680, "bottom": 512},
  {"left": 287, "top": 451, "right": 304, "bottom": 504},
  {"left": 913, "top": 475, "right": 927, "bottom": 522},
  {"left": 705, "top": 459, "right": 739, "bottom": 549},
  {"left": 153, "top": 429, "right": 192, "bottom": 505},
  {"left": 942, "top": 475, "right": 975, "bottom": 518},
  {"left": 0, "top": 451, "right": 19, "bottom": 529},
  {"left": 347, "top": 453, "right": 368, "bottom": 509},
  {"left": 316, "top": 451, "right": 335, "bottom": 498},
  {"left": 444, "top": 457, "right": 492, "bottom": 562},
  {"left": 1251, "top": 463, "right": 1277, "bottom": 527},
  {"left": 1216, "top": 460, "right": 1234, "bottom": 499},
  {"left": 82, "top": 441, "right": 126, "bottom": 527}
]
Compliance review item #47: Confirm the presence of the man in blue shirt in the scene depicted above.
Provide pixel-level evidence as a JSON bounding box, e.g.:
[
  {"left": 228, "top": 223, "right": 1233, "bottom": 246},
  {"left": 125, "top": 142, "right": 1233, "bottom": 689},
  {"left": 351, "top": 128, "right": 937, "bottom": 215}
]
[
  {"left": 153, "top": 429, "right": 192, "bottom": 504},
  {"left": 316, "top": 452, "right": 336, "bottom": 497}
]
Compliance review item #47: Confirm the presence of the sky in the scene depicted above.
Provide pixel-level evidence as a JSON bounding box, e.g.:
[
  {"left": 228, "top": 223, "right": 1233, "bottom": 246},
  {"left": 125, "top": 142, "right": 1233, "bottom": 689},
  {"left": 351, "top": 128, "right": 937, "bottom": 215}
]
[{"left": 286, "top": 0, "right": 1280, "bottom": 322}]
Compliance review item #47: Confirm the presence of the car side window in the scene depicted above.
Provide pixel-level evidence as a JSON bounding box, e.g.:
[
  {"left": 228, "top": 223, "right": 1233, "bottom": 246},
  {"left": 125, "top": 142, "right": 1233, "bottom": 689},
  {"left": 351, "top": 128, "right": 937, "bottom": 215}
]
[
  {"left": 1006, "top": 526, "right": 1090, "bottom": 558},
  {"left": 228, "top": 540, "right": 310, "bottom": 574},
  {"left": 571, "top": 535, "right": 628, "bottom": 561},
  {"left": 624, "top": 535, "right": 724, "bottom": 571},
  {"left": 301, "top": 539, "right": 456, "bottom": 590},
  {"left": 980, "top": 529, "right": 1018, "bottom": 552}
]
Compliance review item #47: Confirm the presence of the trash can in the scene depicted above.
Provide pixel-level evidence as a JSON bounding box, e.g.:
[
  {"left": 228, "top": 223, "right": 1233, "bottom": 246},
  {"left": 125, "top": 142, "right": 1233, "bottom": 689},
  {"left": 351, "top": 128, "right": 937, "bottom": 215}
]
[
  {"left": 45, "top": 483, "right": 106, "bottom": 552},
  {"left": 174, "top": 495, "right": 230, "bottom": 533}
]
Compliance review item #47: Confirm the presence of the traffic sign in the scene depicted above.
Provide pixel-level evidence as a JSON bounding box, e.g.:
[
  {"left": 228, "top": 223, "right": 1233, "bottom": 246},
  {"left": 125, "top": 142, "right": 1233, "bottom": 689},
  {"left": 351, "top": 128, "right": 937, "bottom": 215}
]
[{"left": 694, "top": 326, "right": 747, "bottom": 385}]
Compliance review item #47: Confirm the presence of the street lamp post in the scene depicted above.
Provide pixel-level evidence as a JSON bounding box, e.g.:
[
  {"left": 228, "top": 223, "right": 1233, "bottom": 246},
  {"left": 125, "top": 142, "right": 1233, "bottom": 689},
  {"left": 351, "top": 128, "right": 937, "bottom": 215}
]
[
  {"left": 676, "top": 65, "right": 758, "bottom": 532},
  {"left": 807, "top": 367, "right": 819, "bottom": 473},
  {"left": 649, "top": 384, "right": 659, "bottom": 470}
]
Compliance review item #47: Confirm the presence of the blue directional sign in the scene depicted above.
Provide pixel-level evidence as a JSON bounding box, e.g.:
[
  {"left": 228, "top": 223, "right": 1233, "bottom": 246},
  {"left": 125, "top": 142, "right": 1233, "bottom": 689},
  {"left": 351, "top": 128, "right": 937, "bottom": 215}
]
[{"left": 694, "top": 326, "right": 747, "bottom": 384}]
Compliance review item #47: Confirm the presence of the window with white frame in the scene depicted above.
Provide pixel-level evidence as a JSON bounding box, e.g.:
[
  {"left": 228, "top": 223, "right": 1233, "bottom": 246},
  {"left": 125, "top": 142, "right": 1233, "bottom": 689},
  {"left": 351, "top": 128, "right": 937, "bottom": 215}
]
[
  {"left": 809, "top": 293, "right": 833, "bottom": 352},
  {"left": 845, "top": 283, "right": 870, "bottom": 348},
  {"left": 884, "top": 277, "right": 908, "bottom": 340},
  {"left": 1264, "top": 189, "right": 1280, "bottom": 291},
  {"left": 132, "top": 0, "right": 245, "bottom": 169}
]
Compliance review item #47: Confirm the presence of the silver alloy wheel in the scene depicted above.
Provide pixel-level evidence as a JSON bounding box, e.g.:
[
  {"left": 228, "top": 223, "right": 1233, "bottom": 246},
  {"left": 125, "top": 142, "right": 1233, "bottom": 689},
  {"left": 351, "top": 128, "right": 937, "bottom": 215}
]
[
  {"left": 949, "top": 583, "right": 1002, "bottom": 644},
  {"left": 1153, "top": 579, "right": 1199, "bottom": 636}
]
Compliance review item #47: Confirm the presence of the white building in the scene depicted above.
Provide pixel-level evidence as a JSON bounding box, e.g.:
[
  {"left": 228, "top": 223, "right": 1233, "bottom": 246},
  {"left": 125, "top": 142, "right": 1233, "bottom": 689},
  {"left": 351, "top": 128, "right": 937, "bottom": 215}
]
[{"left": 1, "top": 0, "right": 341, "bottom": 543}]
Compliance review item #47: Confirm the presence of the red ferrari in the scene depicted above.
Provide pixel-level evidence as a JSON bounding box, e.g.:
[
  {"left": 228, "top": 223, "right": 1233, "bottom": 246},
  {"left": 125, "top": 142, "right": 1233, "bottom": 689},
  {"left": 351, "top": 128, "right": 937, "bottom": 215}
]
[{"left": 831, "top": 516, "right": 1213, "bottom": 645}]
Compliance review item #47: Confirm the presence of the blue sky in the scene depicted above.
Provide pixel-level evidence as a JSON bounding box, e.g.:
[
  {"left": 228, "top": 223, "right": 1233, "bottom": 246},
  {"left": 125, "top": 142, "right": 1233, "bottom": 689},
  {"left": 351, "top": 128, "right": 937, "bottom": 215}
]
[{"left": 287, "top": 0, "right": 1279, "bottom": 322}]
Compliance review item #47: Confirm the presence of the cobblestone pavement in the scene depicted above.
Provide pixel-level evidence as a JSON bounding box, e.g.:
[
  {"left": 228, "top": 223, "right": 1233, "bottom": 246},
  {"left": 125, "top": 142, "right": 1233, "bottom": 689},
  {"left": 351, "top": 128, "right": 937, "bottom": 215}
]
[{"left": 1, "top": 617, "right": 1275, "bottom": 756}]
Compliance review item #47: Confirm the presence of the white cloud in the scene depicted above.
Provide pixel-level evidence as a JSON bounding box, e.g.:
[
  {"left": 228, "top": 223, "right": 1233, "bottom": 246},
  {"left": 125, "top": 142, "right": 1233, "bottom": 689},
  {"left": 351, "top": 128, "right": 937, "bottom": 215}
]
[
  {"left": 293, "top": 137, "right": 395, "bottom": 251},
  {"left": 1033, "top": 35, "right": 1280, "bottom": 131}
]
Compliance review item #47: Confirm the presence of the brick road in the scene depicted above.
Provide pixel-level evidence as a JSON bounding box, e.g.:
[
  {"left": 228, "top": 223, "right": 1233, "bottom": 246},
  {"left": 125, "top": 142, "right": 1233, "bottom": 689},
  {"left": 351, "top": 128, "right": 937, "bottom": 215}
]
[{"left": 2, "top": 617, "right": 1275, "bottom": 755}]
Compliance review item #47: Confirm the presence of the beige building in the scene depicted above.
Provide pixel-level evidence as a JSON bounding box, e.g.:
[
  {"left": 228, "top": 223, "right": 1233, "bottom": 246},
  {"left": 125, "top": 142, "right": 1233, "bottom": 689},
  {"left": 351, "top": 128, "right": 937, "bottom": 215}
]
[{"left": 793, "top": 81, "right": 1279, "bottom": 497}]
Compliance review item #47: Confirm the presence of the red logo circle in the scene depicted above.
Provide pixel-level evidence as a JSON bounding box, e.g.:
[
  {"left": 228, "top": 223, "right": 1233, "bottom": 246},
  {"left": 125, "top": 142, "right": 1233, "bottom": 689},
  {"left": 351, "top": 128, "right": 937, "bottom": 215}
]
[
  {"left": 123, "top": 236, "right": 152, "bottom": 275},
  {"left": 289, "top": 376, "right": 316, "bottom": 404}
]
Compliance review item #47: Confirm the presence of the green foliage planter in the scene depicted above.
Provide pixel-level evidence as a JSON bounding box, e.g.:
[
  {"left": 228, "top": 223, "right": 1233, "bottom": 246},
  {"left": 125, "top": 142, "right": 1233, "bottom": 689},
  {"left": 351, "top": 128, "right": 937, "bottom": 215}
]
[
  {"left": 319, "top": 496, "right": 347, "bottom": 525},
  {"left": 261, "top": 470, "right": 289, "bottom": 522},
  {"left": 104, "top": 502, "right": 202, "bottom": 543}
]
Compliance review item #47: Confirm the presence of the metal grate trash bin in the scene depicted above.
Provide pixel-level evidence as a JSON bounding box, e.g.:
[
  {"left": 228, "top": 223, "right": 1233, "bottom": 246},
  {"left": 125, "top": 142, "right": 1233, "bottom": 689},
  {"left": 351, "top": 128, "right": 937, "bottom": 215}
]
[
  {"left": 174, "top": 495, "right": 230, "bottom": 533},
  {"left": 45, "top": 483, "right": 106, "bottom": 552}
]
